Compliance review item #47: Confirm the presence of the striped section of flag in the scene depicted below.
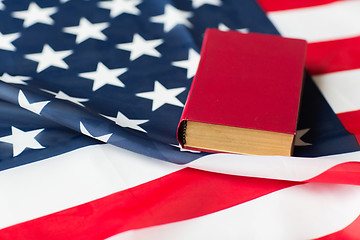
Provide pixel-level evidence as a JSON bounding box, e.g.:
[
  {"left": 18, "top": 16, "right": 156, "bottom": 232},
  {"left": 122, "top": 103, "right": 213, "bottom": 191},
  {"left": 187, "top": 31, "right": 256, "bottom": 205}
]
[
  {"left": 257, "top": 0, "right": 360, "bottom": 238},
  {"left": 1, "top": 145, "right": 360, "bottom": 239},
  {"left": 107, "top": 183, "right": 360, "bottom": 240},
  {"left": 266, "top": 1, "right": 360, "bottom": 42}
]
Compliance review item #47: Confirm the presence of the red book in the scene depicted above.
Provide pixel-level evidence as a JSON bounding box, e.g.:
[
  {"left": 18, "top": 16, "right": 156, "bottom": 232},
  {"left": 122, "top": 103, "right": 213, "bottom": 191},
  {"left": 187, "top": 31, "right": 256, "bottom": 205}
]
[{"left": 177, "top": 29, "right": 307, "bottom": 156}]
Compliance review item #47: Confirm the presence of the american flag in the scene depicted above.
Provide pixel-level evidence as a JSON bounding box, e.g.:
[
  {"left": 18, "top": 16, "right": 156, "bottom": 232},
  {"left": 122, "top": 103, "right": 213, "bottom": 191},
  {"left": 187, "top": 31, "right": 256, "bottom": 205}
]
[{"left": 0, "top": 0, "right": 360, "bottom": 239}]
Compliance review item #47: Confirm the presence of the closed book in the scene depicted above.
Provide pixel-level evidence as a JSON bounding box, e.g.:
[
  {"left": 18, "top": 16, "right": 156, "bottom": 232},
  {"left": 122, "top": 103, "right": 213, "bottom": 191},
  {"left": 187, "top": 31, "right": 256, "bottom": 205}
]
[{"left": 177, "top": 29, "right": 307, "bottom": 156}]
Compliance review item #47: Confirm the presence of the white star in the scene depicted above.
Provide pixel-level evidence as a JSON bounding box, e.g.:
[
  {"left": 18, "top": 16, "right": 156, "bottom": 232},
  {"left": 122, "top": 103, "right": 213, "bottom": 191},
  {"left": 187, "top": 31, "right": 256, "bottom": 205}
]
[
  {"left": 60, "top": 0, "right": 70, "bottom": 3},
  {"left": 116, "top": 34, "right": 163, "bottom": 61},
  {"left": 12, "top": 2, "right": 57, "bottom": 28},
  {"left": 136, "top": 81, "right": 185, "bottom": 111},
  {"left": 150, "top": 4, "right": 193, "bottom": 32},
  {"left": 25, "top": 44, "right": 73, "bottom": 73},
  {"left": 191, "top": 0, "right": 222, "bottom": 8},
  {"left": 170, "top": 144, "right": 201, "bottom": 153},
  {"left": 0, "top": 126, "right": 45, "bottom": 157},
  {"left": 218, "top": 23, "right": 249, "bottom": 33},
  {"left": 0, "top": 73, "right": 30, "bottom": 85},
  {"left": 79, "top": 62, "right": 127, "bottom": 91},
  {"left": 0, "top": 32, "right": 20, "bottom": 51},
  {"left": 63, "top": 18, "right": 109, "bottom": 44},
  {"left": 80, "top": 121, "right": 112, "bottom": 142},
  {"left": 18, "top": 90, "right": 49, "bottom": 115},
  {"left": 98, "top": 0, "right": 141, "bottom": 18},
  {"left": 41, "top": 89, "right": 89, "bottom": 107},
  {"left": 103, "top": 111, "right": 148, "bottom": 133},
  {"left": 172, "top": 48, "right": 200, "bottom": 79},
  {"left": 0, "top": 0, "right": 5, "bottom": 10},
  {"left": 295, "top": 128, "right": 312, "bottom": 146}
]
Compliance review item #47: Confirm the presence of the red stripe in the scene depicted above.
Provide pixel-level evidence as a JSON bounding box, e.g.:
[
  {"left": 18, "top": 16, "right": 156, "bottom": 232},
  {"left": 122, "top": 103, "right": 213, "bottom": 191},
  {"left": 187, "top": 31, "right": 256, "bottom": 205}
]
[
  {"left": 0, "top": 168, "right": 298, "bottom": 240},
  {"left": 315, "top": 213, "right": 360, "bottom": 239},
  {"left": 307, "top": 162, "right": 360, "bottom": 185},
  {"left": 256, "top": 0, "right": 341, "bottom": 12},
  {"left": 337, "top": 111, "right": 360, "bottom": 143},
  {"left": 306, "top": 36, "right": 360, "bottom": 75}
]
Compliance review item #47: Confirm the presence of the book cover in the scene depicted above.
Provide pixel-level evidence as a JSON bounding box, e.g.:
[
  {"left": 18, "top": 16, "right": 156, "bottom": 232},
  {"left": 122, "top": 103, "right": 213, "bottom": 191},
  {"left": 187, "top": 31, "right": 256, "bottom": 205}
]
[{"left": 177, "top": 29, "right": 307, "bottom": 155}]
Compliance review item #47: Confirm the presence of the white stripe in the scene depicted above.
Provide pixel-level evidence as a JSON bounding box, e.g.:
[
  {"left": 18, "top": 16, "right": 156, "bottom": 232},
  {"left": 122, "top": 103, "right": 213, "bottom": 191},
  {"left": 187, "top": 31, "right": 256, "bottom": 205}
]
[
  {"left": 313, "top": 69, "right": 360, "bottom": 113},
  {"left": 186, "top": 151, "right": 360, "bottom": 182},
  {"left": 0, "top": 144, "right": 183, "bottom": 229},
  {"left": 320, "top": 150, "right": 360, "bottom": 161},
  {"left": 108, "top": 183, "right": 360, "bottom": 240},
  {"left": 267, "top": 1, "right": 360, "bottom": 42}
]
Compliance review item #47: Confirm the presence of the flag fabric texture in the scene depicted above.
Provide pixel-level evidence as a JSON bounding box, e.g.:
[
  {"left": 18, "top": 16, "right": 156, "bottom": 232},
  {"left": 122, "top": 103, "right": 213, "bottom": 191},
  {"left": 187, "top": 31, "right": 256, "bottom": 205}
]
[{"left": 1, "top": 0, "right": 360, "bottom": 239}]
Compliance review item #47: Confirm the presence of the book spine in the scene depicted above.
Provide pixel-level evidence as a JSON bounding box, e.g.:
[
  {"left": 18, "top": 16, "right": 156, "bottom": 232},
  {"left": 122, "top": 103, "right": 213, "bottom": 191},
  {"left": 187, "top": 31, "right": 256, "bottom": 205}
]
[
  {"left": 176, "top": 29, "right": 213, "bottom": 147},
  {"left": 176, "top": 77, "right": 194, "bottom": 146},
  {"left": 176, "top": 29, "right": 212, "bottom": 147}
]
